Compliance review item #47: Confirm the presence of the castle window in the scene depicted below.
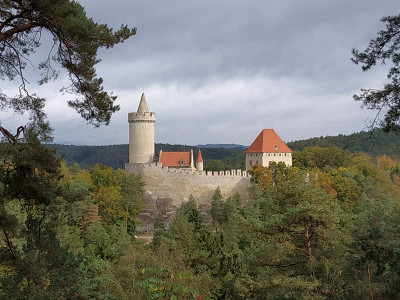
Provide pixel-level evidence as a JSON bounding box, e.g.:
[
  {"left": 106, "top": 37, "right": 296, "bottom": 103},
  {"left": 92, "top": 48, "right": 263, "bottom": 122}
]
[
  {"left": 256, "top": 160, "right": 259, "bottom": 165},
  {"left": 249, "top": 160, "right": 252, "bottom": 165}
]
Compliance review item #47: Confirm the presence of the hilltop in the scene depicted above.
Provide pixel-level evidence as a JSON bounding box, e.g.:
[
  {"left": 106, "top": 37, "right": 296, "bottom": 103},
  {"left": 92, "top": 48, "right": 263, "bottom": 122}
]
[{"left": 47, "top": 129, "right": 400, "bottom": 169}]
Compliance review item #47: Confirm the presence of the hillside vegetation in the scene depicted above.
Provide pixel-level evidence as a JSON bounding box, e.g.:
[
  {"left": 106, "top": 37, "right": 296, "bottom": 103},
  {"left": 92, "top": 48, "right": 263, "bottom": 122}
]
[
  {"left": 4, "top": 134, "right": 400, "bottom": 298},
  {"left": 48, "top": 129, "right": 400, "bottom": 170},
  {"left": 47, "top": 143, "right": 244, "bottom": 169},
  {"left": 287, "top": 129, "right": 400, "bottom": 159}
]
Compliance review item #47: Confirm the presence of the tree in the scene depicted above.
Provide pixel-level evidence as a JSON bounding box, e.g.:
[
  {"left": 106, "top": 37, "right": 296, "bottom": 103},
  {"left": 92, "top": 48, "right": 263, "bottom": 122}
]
[
  {"left": 0, "top": 131, "right": 87, "bottom": 298},
  {"left": 248, "top": 164, "right": 273, "bottom": 191},
  {"left": 352, "top": 14, "right": 400, "bottom": 132},
  {"left": 179, "top": 195, "right": 204, "bottom": 233},
  {"left": 0, "top": 0, "right": 136, "bottom": 140},
  {"left": 210, "top": 187, "right": 224, "bottom": 231},
  {"left": 239, "top": 165, "right": 350, "bottom": 299},
  {"left": 204, "top": 160, "right": 225, "bottom": 172}
]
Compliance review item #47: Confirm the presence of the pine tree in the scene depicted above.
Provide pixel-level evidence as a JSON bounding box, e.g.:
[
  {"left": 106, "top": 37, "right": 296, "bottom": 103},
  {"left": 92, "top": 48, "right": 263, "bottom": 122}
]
[{"left": 0, "top": 0, "right": 136, "bottom": 140}]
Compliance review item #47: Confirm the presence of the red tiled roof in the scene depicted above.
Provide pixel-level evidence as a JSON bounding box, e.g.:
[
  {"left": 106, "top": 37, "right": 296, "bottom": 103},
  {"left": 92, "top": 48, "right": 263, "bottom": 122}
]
[
  {"left": 160, "top": 151, "right": 190, "bottom": 167},
  {"left": 196, "top": 150, "right": 203, "bottom": 163},
  {"left": 246, "top": 129, "right": 292, "bottom": 153}
]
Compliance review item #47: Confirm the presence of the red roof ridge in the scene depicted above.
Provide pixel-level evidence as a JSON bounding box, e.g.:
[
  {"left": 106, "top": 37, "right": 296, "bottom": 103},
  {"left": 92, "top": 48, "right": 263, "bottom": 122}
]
[
  {"left": 160, "top": 151, "right": 191, "bottom": 167},
  {"left": 246, "top": 129, "right": 292, "bottom": 153}
]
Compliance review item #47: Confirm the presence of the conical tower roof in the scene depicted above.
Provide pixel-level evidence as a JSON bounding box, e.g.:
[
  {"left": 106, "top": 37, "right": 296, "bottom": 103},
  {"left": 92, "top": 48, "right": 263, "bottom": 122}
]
[
  {"left": 137, "top": 93, "right": 149, "bottom": 113},
  {"left": 196, "top": 150, "right": 204, "bottom": 163}
]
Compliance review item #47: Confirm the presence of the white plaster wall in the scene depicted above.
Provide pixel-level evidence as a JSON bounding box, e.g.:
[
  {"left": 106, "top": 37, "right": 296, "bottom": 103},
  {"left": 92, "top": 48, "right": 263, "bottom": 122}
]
[
  {"left": 246, "top": 152, "right": 292, "bottom": 170},
  {"left": 128, "top": 112, "right": 155, "bottom": 164}
]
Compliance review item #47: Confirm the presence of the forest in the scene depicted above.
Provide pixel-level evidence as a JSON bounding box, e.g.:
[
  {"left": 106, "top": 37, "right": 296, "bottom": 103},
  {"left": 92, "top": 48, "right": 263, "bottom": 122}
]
[
  {"left": 48, "top": 128, "right": 400, "bottom": 171},
  {"left": 2, "top": 131, "right": 400, "bottom": 299},
  {"left": 2, "top": 1, "right": 400, "bottom": 298}
]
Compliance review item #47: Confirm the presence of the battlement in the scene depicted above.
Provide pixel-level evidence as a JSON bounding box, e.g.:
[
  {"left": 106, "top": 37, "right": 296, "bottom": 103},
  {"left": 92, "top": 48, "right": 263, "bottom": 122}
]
[
  {"left": 127, "top": 93, "right": 251, "bottom": 233},
  {"left": 125, "top": 162, "right": 249, "bottom": 178},
  {"left": 128, "top": 112, "right": 156, "bottom": 123}
]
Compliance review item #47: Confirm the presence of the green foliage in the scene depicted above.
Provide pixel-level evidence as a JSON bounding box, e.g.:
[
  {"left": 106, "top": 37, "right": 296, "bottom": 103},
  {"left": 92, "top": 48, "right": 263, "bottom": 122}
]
[
  {"left": 204, "top": 159, "right": 226, "bottom": 172},
  {"left": 3, "top": 127, "right": 400, "bottom": 298},
  {"left": 138, "top": 268, "right": 199, "bottom": 300},
  {"left": 47, "top": 129, "right": 400, "bottom": 170},
  {"left": 0, "top": 0, "right": 136, "bottom": 139},
  {"left": 352, "top": 14, "right": 400, "bottom": 131},
  {"left": 288, "top": 128, "right": 400, "bottom": 160},
  {"left": 178, "top": 195, "right": 204, "bottom": 232},
  {"left": 0, "top": 129, "right": 146, "bottom": 298},
  {"left": 293, "top": 146, "right": 352, "bottom": 170},
  {"left": 211, "top": 187, "right": 225, "bottom": 231},
  {"left": 0, "top": 131, "right": 86, "bottom": 298},
  {"left": 240, "top": 164, "right": 351, "bottom": 299}
]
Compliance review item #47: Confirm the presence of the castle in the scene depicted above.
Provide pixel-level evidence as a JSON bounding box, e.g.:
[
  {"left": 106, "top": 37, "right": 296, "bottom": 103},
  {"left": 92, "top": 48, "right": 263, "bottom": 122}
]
[{"left": 125, "top": 93, "right": 291, "bottom": 232}]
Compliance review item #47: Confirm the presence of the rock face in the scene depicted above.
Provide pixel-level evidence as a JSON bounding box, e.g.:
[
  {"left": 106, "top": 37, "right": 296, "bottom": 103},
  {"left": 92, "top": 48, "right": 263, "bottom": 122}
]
[
  {"left": 136, "top": 194, "right": 177, "bottom": 233},
  {"left": 127, "top": 163, "right": 251, "bottom": 233},
  {"left": 126, "top": 93, "right": 251, "bottom": 233}
]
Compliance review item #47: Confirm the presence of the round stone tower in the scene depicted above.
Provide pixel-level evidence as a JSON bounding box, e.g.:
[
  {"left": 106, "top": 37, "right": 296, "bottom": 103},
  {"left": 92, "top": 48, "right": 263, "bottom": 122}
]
[{"left": 128, "top": 93, "right": 155, "bottom": 164}]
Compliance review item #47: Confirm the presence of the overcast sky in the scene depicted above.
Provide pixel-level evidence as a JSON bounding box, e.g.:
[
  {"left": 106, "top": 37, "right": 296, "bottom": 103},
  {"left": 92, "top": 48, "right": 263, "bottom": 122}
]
[{"left": 1, "top": 1, "right": 399, "bottom": 146}]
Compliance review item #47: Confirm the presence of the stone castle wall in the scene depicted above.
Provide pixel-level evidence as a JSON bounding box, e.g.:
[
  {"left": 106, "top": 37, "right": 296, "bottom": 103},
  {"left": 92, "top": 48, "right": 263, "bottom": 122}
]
[{"left": 126, "top": 162, "right": 251, "bottom": 232}]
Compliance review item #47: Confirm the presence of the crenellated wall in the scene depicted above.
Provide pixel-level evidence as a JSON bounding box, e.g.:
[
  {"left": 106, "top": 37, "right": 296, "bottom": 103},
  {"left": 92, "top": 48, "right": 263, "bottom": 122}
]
[{"left": 125, "top": 162, "right": 251, "bottom": 232}]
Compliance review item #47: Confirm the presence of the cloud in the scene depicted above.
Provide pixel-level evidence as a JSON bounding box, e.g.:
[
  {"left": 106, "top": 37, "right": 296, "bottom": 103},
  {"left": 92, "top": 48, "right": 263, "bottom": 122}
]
[{"left": 1, "top": 0, "right": 398, "bottom": 145}]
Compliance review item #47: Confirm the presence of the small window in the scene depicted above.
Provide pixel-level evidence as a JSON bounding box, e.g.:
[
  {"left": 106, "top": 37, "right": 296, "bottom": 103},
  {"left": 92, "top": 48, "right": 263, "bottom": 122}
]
[
  {"left": 256, "top": 160, "right": 259, "bottom": 165},
  {"left": 249, "top": 160, "right": 253, "bottom": 165},
  {"left": 180, "top": 159, "right": 185, "bottom": 166},
  {"left": 274, "top": 145, "right": 278, "bottom": 151}
]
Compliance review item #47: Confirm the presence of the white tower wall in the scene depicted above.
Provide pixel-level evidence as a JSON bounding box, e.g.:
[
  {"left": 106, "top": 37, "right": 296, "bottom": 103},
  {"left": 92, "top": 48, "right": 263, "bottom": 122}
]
[{"left": 128, "top": 94, "right": 155, "bottom": 164}]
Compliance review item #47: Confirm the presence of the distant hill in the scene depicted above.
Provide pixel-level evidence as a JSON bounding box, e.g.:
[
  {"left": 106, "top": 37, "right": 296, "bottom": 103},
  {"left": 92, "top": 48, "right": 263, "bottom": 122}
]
[
  {"left": 48, "top": 143, "right": 244, "bottom": 170},
  {"left": 196, "top": 143, "right": 248, "bottom": 149},
  {"left": 287, "top": 129, "right": 400, "bottom": 159},
  {"left": 47, "top": 129, "right": 400, "bottom": 169}
]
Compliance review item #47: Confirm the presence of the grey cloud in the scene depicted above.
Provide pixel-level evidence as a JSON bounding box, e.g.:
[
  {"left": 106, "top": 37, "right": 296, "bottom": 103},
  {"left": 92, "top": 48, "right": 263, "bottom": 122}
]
[{"left": 2, "top": 0, "right": 398, "bottom": 146}]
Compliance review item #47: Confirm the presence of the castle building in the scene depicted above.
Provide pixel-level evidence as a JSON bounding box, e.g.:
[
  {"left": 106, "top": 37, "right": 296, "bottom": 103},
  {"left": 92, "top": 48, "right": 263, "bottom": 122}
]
[
  {"left": 245, "top": 129, "right": 292, "bottom": 170},
  {"left": 159, "top": 149, "right": 203, "bottom": 171},
  {"left": 125, "top": 94, "right": 292, "bottom": 232},
  {"left": 125, "top": 94, "right": 251, "bottom": 232}
]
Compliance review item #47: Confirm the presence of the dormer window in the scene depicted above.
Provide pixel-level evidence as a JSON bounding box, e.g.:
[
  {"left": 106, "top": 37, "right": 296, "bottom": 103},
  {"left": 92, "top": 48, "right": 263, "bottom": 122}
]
[
  {"left": 180, "top": 159, "right": 185, "bottom": 166},
  {"left": 274, "top": 145, "right": 278, "bottom": 151}
]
